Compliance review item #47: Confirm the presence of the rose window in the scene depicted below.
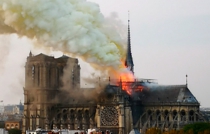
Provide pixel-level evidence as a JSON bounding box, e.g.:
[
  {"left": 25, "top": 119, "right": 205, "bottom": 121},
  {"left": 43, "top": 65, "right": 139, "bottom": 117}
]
[{"left": 101, "top": 106, "right": 119, "bottom": 126}]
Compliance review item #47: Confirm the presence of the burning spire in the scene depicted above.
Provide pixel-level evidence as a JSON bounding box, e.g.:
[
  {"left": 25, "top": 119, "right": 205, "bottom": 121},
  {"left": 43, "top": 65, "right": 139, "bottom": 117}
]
[{"left": 124, "top": 14, "right": 134, "bottom": 74}]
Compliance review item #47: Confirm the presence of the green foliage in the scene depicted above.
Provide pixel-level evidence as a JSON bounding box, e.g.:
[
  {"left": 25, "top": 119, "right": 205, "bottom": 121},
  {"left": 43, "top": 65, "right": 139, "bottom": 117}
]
[
  {"left": 177, "top": 129, "right": 185, "bottom": 134},
  {"left": 8, "top": 129, "right": 21, "bottom": 134},
  {"left": 183, "top": 122, "right": 210, "bottom": 134},
  {"left": 0, "top": 121, "right": 5, "bottom": 128},
  {"left": 162, "top": 129, "right": 182, "bottom": 134},
  {"left": 0, "top": 123, "right": 5, "bottom": 128}
]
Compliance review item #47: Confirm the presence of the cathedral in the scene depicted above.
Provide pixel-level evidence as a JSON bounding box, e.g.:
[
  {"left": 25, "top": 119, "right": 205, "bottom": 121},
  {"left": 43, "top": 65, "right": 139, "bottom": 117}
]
[{"left": 22, "top": 21, "right": 208, "bottom": 134}]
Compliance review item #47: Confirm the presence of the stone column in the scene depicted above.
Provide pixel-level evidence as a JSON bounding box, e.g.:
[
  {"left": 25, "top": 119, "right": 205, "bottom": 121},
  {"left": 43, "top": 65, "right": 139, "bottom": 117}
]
[
  {"left": 156, "top": 113, "right": 159, "bottom": 128},
  {"left": 30, "top": 116, "right": 33, "bottom": 130},
  {"left": 90, "top": 118, "right": 94, "bottom": 129},
  {"left": 74, "top": 116, "right": 79, "bottom": 130},
  {"left": 125, "top": 107, "right": 132, "bottom": 134},
  {"left": 161, "top": 111, "right": 164, "bottom": 122},
  {"left": 40, "top": 64, "right": 43, "bottom": 88},
  {"left": 45, "top": 124, "right": 49, "bottom": 131},
  {"left": 139, "top": 117, "right": 142, "bottom": 134},
  {"left": 34, "top": 64, "right": 39, "bottom": 87},
  {"left": 186, "top": 110, "right": 189, "bottom": 123},
  {"left": 57, "top": 66, "right": 61, "bottom": 87},
  {"left": 169, "top": 111, "right": 173, "bottom": 122},
  {"left": 119, "top": 105, "right": 124, "bottom": 134},
  {"left": 130, "top": 109, "right": 133, "bottom": 130},
  {"left": 96, "top": 105, "right": 101, "bottom": 129},
  {"left": 60, "top": 118, "right": 64, "bottom": 130},
  {"left": 22, "top": 116, "right": 26, "bottom": 134},
  {"left": 194, "top": 112, "right": 196, "bottom": 122},
  {"left": 177, "top": 111, "right": 181, "bottom": 130},
  {"left": 51, "top": 65, "right": 56, "bottom": 88},
  {"left": 43, "top": 64, "right": 47, "bottom": 88},
  {"left": 36, "top": 116, "right": 40, "bottom": 128},
  {"left": 25, "top": 65, "right": 29, "bottom": 87},
  {"left": 53, "top": 118, "right": 57, "bottom": 129},
  {"left": 45, "top": 117, "right": 49, "bottom": 130}
]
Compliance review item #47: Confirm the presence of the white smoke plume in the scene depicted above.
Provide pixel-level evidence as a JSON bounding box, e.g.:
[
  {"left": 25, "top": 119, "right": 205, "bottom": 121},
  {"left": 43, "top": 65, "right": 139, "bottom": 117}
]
[
  {"left": 0, "top": 0, "right": 126, "bottom": 73},
  {"left": 0, "top": 34, "right": 32, "bottom": 104},
  {"left": 0, "top": 35, "right": 10, "bottom": 74}
]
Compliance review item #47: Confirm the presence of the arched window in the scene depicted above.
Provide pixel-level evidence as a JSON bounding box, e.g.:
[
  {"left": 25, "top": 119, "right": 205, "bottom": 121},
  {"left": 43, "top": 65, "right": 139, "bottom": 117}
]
[
  {"left": 15, "top": 124, "right": 18, "bottom": 128},
  {"left": 147, "top": 110, "right": 152, "bottom": 121},
  {"left": 57, "top": 113, "right": 61, "bottom": 119},
  {"left": 173, "top": 110, "right": 177, "bottom": 120},
  {"left": 164, "top": 110, "right": 169, "bottom": 121},
  {"left": 6, "top": 124, "right": 10, "bottom": 129},
  {"left": 70, "top": 109, "right": 75, "bottom": 119},
  {"left": 11, "top": 124, "right": 14, "bottom": 129},
  {"left": 181, "top": 110, "right": 186, "bottom": 121},
  {"left": 63, "top": 109, "right": 68, "bottom": 120},
  {"left": 48, "top": 67, "right": 51, "bottom": 87},
  {"left": 78, "top": 110, "right": 82, "bottom": 121},
  {"left": 85, "top": 110, "right": 89, "bottom": 119},
  {"left": 189, "top": 110, "right": 194, "bottom": 121},
  {"left": 156, "top": 110, "right": 161, "bottom": 121},
  {"left": 37, "top": 66, "right": 40, "bottom": 86},
  {"left": 32, "top": 65, "right": 35, "bottom": 79}
]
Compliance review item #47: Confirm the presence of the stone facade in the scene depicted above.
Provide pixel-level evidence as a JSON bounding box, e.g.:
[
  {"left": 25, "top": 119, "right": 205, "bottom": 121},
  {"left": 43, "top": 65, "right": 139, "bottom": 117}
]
[
  {"left": 22, "top": 52, "right": 81, "bottom": 133},
  {"left": 22, "top": 53, "right": 207, "bottom": 134}
]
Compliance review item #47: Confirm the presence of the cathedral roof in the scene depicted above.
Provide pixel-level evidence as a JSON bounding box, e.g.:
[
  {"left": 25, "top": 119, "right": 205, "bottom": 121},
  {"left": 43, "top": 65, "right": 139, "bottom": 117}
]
[
  {"left": 56, "top": 55, "right": 78, "bottom": 63},
  {"left": 33, "top": 53, "right": 52, "bottom": 58},
  {"left": 27, "top": 53, "right": 54, "bottom": 61},
  {"left": 139, "top": 84, "right": 199, "bottom": 104},
  {"left": 56, "top": 55, "right": 71, "bottom": 59}
]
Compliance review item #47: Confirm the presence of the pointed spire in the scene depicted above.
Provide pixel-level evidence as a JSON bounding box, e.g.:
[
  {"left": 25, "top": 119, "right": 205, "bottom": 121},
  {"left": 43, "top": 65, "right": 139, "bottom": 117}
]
[
  {"left": 125, "top": 11, "right": 134, "bottom": 73},
  {"left": 29, "top": 51, "right": 32, "bottom": 57},
  {"left": 19, "top": 100, "right": 22, "bottom": 105},
  {"left": 186, "top": 74, "right": 188, "bottom": 86}
]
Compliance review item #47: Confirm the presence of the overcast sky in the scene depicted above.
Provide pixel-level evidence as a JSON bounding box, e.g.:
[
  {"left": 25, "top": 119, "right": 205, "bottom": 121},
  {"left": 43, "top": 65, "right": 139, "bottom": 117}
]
[
  {"left": 89, "top": 0, "right": 210, "bottom": 107},
  {"left": 0, "top": 0, "right": 210, "bottom": 107}
]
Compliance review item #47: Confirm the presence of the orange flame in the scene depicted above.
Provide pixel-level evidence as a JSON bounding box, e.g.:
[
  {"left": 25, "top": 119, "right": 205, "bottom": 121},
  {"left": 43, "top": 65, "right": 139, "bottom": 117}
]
[
  {"left": 116, "top": 68, "right": 142, "bottom": 95},
  {"left": 119, "top": 70, "right": 135, "bottom": 95},
  {"left": 111, "top": 62, "right": 144, "bottom": 95}
]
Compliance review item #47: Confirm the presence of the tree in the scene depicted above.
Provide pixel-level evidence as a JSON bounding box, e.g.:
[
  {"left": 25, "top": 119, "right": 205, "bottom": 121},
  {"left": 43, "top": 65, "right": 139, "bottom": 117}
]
[
  {"left": 0, "top": 122, "right": 5, "bottom": 128},
  {"left": 183, "top": 122, "right": 210, "bottom": 134},
  {"left": 187, "top": 129, "right": 194, "bottom": 134},
  {"left": 177, "top": 129, "right": 185, "bottom": 134},
  {"left": 203, "top": 130, "right": 210, "bottom": 134},
  {"left": 168, "top": 129, "right": 179, "bottom": 134},
  {"left": 8, "top": 128, "right": 21, "bottom": 134}
]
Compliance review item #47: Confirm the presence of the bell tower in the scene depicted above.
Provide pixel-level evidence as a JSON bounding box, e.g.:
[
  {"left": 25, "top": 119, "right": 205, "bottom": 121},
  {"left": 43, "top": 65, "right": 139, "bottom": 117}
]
[{"left": 22, "top": 52, "right": 81, "bottom": 134}]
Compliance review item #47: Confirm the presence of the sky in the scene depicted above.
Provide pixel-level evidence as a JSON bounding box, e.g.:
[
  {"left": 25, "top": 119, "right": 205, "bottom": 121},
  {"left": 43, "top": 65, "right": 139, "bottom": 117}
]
[{"left": 0, "top": 0, "right": 210, "bottom": 107}]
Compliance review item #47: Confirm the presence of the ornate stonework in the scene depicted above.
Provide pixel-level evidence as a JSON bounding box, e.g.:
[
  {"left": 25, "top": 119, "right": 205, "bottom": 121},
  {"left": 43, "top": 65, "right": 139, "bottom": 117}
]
[
  {"left": 101, "top": 106, "right": 119, "bottom": 126},
  {"left": 22, "top": 52, "right": 204, "bottom": 134}
]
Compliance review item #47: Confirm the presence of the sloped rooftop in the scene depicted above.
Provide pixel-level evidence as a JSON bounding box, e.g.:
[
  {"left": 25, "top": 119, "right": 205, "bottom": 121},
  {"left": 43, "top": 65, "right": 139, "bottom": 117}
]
[{"left": 136, "top": 83, "right": 199, "bottom": 104}]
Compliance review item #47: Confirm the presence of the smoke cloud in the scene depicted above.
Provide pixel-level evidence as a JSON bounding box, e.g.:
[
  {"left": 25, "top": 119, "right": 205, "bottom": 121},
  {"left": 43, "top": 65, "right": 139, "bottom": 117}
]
[
  {"left": 0, "top": 0, "right": 126, "bottom": 73},
  {"left": 0, "top": 36, "right": 10, "bottom": 74},
  {"left": 0, "top": 0, "right": 130, "bottom": 104},
  {"left": 0, "top": 35, "right": 32, "bottom": 104}
]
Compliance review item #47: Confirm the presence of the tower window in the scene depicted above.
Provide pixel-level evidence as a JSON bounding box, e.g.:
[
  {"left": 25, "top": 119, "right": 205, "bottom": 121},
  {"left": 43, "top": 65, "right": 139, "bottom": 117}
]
[{"left": 32, "top": 65, "right": 35, "bottom": 79}]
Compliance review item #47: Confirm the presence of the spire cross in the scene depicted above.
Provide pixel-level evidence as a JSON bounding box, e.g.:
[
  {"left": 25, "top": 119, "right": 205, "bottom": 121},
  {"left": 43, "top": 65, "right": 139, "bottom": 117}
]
[
  {"left": 186, "top": 74, "right": 188, "bottom": 86},
  {"left": 128, "top": 11, "right": 130, "bottom": 22}
]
